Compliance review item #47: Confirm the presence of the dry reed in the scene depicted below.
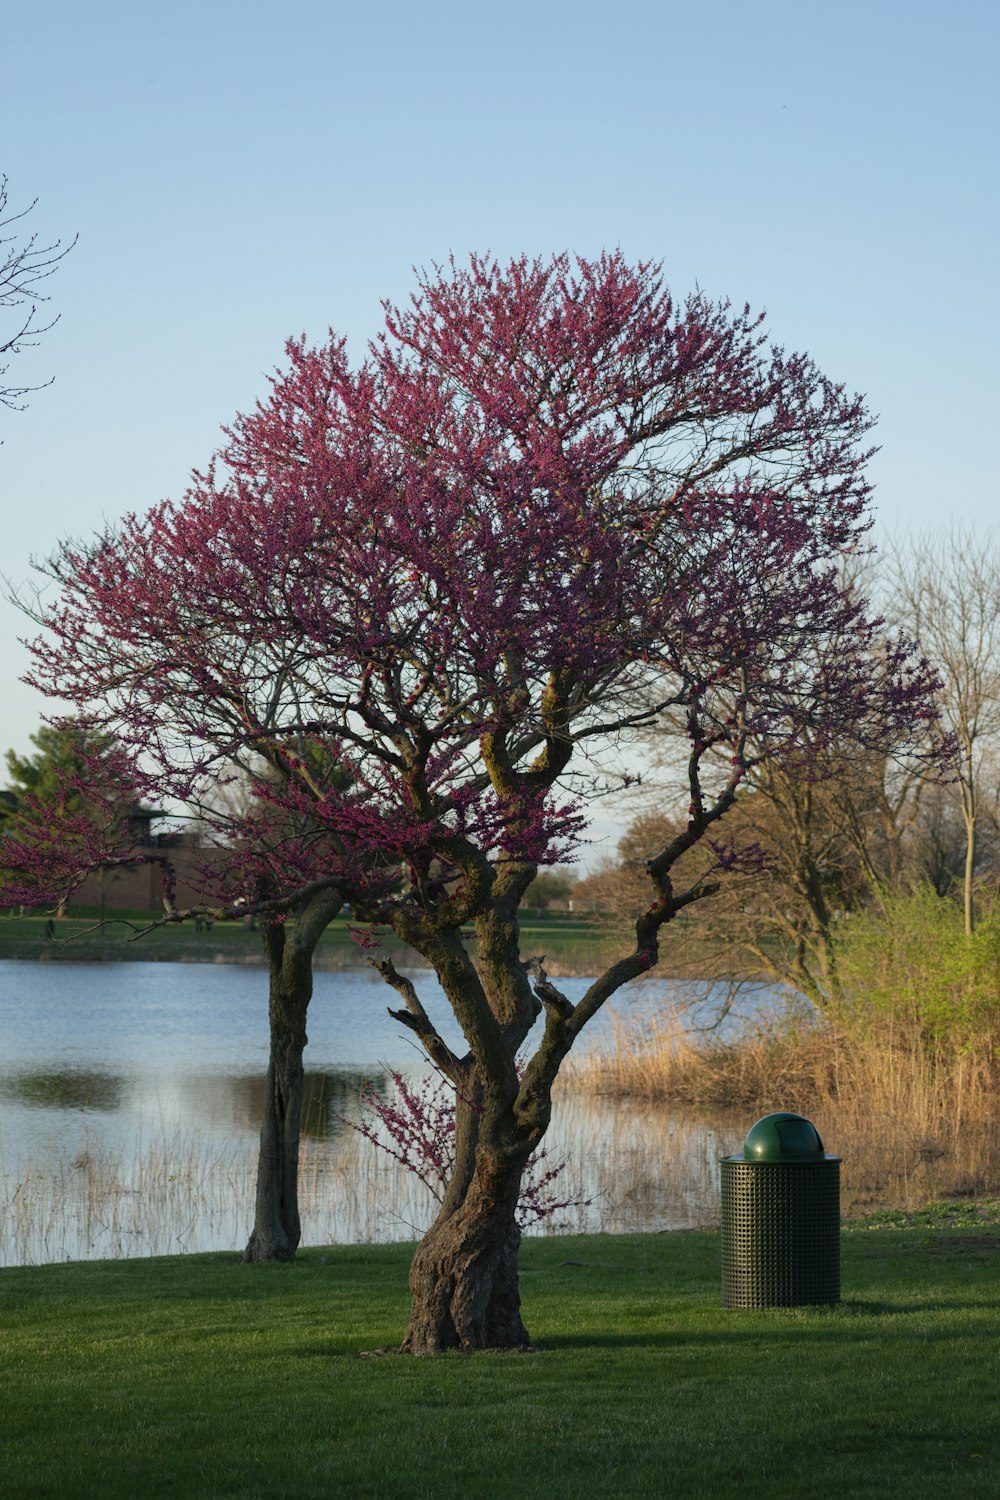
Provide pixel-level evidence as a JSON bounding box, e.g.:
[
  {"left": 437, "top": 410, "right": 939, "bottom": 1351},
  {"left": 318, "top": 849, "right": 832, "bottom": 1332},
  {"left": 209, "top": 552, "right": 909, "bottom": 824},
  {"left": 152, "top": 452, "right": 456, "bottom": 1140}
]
[
  {"left": 564, "top": 1009, "right": 835, "bottom": 1108},
  {"left": 562, "top": 1004, "right": 1000, "bottom": 1216},
  {"left": 566, "top": 1007, "right": 1000, "bottom": 1123},
  {"left": 0, "top": 1094, "right": 734, "bottom": 1267}
]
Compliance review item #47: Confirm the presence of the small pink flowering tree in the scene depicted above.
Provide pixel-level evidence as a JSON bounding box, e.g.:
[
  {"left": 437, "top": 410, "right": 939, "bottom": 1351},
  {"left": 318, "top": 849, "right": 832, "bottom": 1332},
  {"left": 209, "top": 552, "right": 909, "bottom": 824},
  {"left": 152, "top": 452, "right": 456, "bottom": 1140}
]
[
  {"left": 12, "top": 253, "right": 943, "bottom": 1350},
  {"left": 345, "top": 1063, "right": 589, "bottom": 1230}
]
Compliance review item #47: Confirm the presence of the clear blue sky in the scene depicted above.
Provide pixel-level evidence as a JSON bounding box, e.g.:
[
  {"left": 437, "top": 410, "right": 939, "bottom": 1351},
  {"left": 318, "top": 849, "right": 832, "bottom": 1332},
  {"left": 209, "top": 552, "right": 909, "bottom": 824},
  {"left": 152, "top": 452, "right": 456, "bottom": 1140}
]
[{"left": 1, "top": 0, "right": 997, "bottom": 856}]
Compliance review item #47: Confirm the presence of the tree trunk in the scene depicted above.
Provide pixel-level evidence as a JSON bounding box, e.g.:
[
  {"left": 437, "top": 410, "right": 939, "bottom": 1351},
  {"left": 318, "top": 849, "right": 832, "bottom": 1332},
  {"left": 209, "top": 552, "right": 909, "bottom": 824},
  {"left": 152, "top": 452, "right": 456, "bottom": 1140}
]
[
  {"left": 963, "top": 802, "right": 976, "bottom": 938},
  {"left": 243, "top": 889, "right": 341, "bottom": 1262},
  {"left": 391, "top": 911, "right": 540, "bottom": 1352},
  {"left": 401, "top": 1146, "right": 530, "bottom": 1354},
  {"left": 243, "top": 967, "right": 308, "bottom": 1262}
]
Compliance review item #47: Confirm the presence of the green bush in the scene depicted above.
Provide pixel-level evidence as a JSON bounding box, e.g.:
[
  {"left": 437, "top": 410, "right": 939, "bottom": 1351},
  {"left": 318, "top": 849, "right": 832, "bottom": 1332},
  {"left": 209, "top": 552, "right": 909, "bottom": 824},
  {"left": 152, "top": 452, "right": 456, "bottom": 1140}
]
[{"left": 831, "top": 885, "right": 1000, "bottom": 1046}]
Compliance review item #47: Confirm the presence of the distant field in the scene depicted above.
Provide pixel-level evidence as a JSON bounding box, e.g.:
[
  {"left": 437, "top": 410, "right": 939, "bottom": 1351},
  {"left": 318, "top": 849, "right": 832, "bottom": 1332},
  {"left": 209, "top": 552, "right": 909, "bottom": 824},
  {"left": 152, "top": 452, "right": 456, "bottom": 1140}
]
[{"left": 0, "top": 909, "right": 612, "bottom": 973}]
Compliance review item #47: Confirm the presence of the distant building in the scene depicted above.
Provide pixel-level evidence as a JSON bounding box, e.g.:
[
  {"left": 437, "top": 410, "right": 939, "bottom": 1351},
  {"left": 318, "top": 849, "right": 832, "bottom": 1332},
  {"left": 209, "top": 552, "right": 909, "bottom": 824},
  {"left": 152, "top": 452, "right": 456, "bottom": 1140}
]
[{"left": 72, "top": 807, "right": 231, "bottom": 914}]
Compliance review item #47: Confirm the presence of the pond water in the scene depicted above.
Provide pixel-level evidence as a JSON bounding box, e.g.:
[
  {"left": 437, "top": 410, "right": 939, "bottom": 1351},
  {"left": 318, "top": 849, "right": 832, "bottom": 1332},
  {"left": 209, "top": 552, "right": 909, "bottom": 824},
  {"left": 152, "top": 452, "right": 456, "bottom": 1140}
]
[{"left": 0, "top": 960, "right": 775, "bottom": 1265}]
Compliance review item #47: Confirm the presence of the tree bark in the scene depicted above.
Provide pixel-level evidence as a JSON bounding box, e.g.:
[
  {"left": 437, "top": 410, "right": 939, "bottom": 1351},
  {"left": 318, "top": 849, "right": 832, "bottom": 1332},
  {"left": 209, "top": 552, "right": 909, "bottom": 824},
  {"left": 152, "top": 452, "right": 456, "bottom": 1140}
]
[
  {"left": 961, "top": 769, "right": 977, "bottom": 938},
  {"left": 964, "top": 809, "right": 976, "bottom": 938},
  {"left": 401, "top": 1145, "right": 530, "bottom": 1353},
  {"left": 243, "top": 974, "right": 308, "bottom": 1261},
  {"left": 243, "top": 889, "right": 341, "bottom": 1262}
]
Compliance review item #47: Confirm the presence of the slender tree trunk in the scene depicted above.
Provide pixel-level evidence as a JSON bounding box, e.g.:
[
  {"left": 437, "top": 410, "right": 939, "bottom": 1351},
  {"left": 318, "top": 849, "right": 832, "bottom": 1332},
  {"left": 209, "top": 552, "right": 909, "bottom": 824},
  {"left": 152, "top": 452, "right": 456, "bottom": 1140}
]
[
  {"left": 963, "top": 803, "right": 976, "bottom": 938},
  {"left": 243, "top": 889, "right": 341, "bottom": 1263},
  {"left": 402, "top": 1145, "right": 530, "bottom": 1354},
  {"left": 243, "top": 967, "right": 308, "bottom": 1261}
]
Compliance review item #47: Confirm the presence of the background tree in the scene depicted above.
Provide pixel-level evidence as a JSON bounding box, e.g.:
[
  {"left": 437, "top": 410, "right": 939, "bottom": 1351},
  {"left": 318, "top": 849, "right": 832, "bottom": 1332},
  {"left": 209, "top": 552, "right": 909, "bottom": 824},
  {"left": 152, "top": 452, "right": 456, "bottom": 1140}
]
[
  {"left": 235, "top": 742, "right": 352, "bottom": 1262},
  {"left": 4, "top": 722, "right": 117, "bottom": 808},
  {"left": 0, "top": 720, "right": 348, "bottom": 1263},
  {"left": 14, "top": 253, "right": 943, "bottom": 1352},
  {"left": 522, "top": 869, "right": 577, "bottom": 911},
  {"left": 577, "top": 744, "right": 920, "bottom": 1009},
  {"left": 0, "top": 722, "right": 138, "bottom": 912},
  {"left": 1, "top": 175, "right": 76, "bottom": 412},
  {"left": 886, "top": 528, "right": 1000, "bottom": 936},
  {"left": 576, "top": 553, "right": 962, "bottom": 1007}
]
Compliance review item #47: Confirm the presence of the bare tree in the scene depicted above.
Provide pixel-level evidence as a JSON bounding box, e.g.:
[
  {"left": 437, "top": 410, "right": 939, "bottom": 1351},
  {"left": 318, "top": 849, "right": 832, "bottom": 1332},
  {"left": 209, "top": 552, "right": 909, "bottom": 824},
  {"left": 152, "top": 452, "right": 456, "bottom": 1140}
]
[
  {"left": 573, "top": 753, "right": 900, "bottom": 1009},
  {"left": 888, "top": 528, "right": 1000, "bottom": 936},
  {"left": 1, "top": 175, "right": 76, "bottom": 412},
  {"left": 595, "top": 560, "right": 945, "bottom": 1005}
]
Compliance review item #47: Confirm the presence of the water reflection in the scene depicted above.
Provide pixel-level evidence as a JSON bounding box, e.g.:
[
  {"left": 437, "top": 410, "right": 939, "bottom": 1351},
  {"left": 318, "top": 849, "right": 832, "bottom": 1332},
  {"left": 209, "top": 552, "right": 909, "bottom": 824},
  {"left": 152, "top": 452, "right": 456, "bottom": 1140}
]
[
  {"left": 0, "top": 1069, "right": 127, "bottom": 1112},
  {"left": 177, "top": 1068, "right": 393, "bottom": 1139},
  {"left": 0, "top": 1096, "right": 738, "bottom": 1267},
  {"left": 4, "top": 1065, "right": 1000, "bottom": 1267},
  {"left": 301, "top": 1069, "right": 390, "bottom": 1138}
]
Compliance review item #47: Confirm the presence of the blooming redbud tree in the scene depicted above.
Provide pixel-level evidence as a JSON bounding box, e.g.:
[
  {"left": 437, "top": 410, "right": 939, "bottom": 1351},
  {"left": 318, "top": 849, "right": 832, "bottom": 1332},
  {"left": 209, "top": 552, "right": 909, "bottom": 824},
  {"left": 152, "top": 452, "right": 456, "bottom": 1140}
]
[{"left": 11, "top": 253, "right": 943, "bottom": 1350}]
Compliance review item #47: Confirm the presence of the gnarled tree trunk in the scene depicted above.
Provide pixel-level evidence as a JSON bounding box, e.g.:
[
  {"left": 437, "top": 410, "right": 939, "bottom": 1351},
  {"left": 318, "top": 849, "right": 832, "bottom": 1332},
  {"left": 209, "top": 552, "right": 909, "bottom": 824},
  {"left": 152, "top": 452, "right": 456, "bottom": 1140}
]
[
  {"left": 244, "top": 889, "right": 341, "bottom": 1262},
  {"left": 402, "top": 1144, "right": 530, "bottom": 1353}
]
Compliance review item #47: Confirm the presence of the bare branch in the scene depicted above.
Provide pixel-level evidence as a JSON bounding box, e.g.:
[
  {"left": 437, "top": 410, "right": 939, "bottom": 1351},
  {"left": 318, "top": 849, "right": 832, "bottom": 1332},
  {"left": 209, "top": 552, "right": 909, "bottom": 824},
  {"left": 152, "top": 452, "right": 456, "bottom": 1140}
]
[
  {"left": 369, "top": 955, "right": 465, "bottom": 1081},
  {"left": 0, "top": 175, "right": 77, "bottom": 411}
]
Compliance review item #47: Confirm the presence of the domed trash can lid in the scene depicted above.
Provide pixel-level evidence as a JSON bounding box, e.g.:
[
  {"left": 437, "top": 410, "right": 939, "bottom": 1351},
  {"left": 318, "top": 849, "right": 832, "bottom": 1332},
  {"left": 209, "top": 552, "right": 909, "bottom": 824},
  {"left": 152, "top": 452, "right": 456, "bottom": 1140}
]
[{"left": 741, "top": 1112, "right": 837, "bottom": 1162}]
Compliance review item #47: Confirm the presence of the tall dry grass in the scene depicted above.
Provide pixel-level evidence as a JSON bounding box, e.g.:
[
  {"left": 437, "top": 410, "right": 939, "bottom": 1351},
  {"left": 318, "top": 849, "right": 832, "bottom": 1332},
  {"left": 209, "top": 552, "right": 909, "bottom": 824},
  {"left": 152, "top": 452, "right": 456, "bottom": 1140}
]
[
  {"left": 0, "top": 1127, "right": 455, "bottom": 1268},
  {"left": 0, "top": 1134, "right": 256, "bottom": 1267},
  {"left": 562, "top": 1005, "right": 1000, "bottom": 1215},
  {"left": 566, "top": 1006, "right": 1000, "bottom": 1127},
  {"left": 564, "top": 1009, "right": 832, "bottom": 1110},
  {"left": 0, "top": 1093, "right": 742, "bottom": 1267}
]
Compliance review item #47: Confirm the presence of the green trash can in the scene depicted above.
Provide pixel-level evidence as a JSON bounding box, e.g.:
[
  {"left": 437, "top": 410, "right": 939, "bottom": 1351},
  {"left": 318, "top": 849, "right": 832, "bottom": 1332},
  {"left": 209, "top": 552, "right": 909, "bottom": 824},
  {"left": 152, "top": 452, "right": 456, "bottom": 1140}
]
[{"left": 721, "top": 1112, "right": 840, "bottom": 1308}]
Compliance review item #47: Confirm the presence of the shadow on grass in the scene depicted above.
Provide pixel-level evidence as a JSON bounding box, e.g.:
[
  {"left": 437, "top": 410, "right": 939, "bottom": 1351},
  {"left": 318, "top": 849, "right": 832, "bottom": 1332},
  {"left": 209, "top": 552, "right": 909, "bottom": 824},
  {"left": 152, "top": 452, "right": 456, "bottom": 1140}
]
[{"left": 540, "top": 1308, "right": 1000, "bottom": 1352}]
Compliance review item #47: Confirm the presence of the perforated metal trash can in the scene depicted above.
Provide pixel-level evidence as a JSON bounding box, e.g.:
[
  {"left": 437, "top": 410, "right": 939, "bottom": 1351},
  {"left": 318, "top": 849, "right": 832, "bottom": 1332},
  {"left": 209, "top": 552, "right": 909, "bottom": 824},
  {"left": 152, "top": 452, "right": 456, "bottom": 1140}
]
[{"left": 721, "top": 1112, "right": 840, "bottom": 1308}]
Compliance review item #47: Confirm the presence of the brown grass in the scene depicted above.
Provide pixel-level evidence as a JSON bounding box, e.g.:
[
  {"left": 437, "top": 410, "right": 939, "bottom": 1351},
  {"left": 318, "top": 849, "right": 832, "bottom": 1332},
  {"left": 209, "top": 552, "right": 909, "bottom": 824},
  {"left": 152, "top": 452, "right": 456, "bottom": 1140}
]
[
  {"left": 562, "top": 1007, "right": 1000, "bottom": 1217},
  {"left": 566, "top": 1008, "right": 1000, "bottom": 1122},
  {"left": 563, "top": 1010, "right": 832, "bottom": 1109}
]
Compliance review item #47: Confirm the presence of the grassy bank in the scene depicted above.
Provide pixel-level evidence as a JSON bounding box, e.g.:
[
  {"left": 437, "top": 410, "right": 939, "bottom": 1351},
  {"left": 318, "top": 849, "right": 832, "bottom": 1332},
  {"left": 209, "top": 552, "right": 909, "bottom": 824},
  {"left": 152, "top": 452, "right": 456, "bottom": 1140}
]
[
  {"left": 3, "top": 1225, "right": 1000, "bottom": 1498},
  {"left": 0, "top": 910, "right": 610, "bottom": 975}
]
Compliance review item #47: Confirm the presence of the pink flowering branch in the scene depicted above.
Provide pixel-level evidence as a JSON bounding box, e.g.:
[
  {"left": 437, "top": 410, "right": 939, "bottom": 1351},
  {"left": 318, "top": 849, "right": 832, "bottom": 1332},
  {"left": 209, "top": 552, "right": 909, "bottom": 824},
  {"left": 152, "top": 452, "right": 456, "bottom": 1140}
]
[{"left": 340, "top": 1063, "right": 591, "bottom": 1230}]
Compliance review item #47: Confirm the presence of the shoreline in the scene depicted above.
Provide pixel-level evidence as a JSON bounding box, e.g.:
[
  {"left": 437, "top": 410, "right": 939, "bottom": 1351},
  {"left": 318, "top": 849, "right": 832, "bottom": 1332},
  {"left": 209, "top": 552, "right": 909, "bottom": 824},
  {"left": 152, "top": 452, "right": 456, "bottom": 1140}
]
[{"left": 0, "top": 945, "right": 606, "bottom": 979}]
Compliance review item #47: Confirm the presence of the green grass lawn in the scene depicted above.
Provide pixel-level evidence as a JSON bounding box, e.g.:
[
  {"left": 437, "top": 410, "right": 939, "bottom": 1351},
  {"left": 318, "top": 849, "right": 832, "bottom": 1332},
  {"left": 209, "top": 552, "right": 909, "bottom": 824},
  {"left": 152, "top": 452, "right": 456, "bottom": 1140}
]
[
  {"left": 0, "top": 910, "right": 610, "bottom": 972},
  {"left": 3, "top": 1224, "right": 1000, "bottom": 1498}
]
